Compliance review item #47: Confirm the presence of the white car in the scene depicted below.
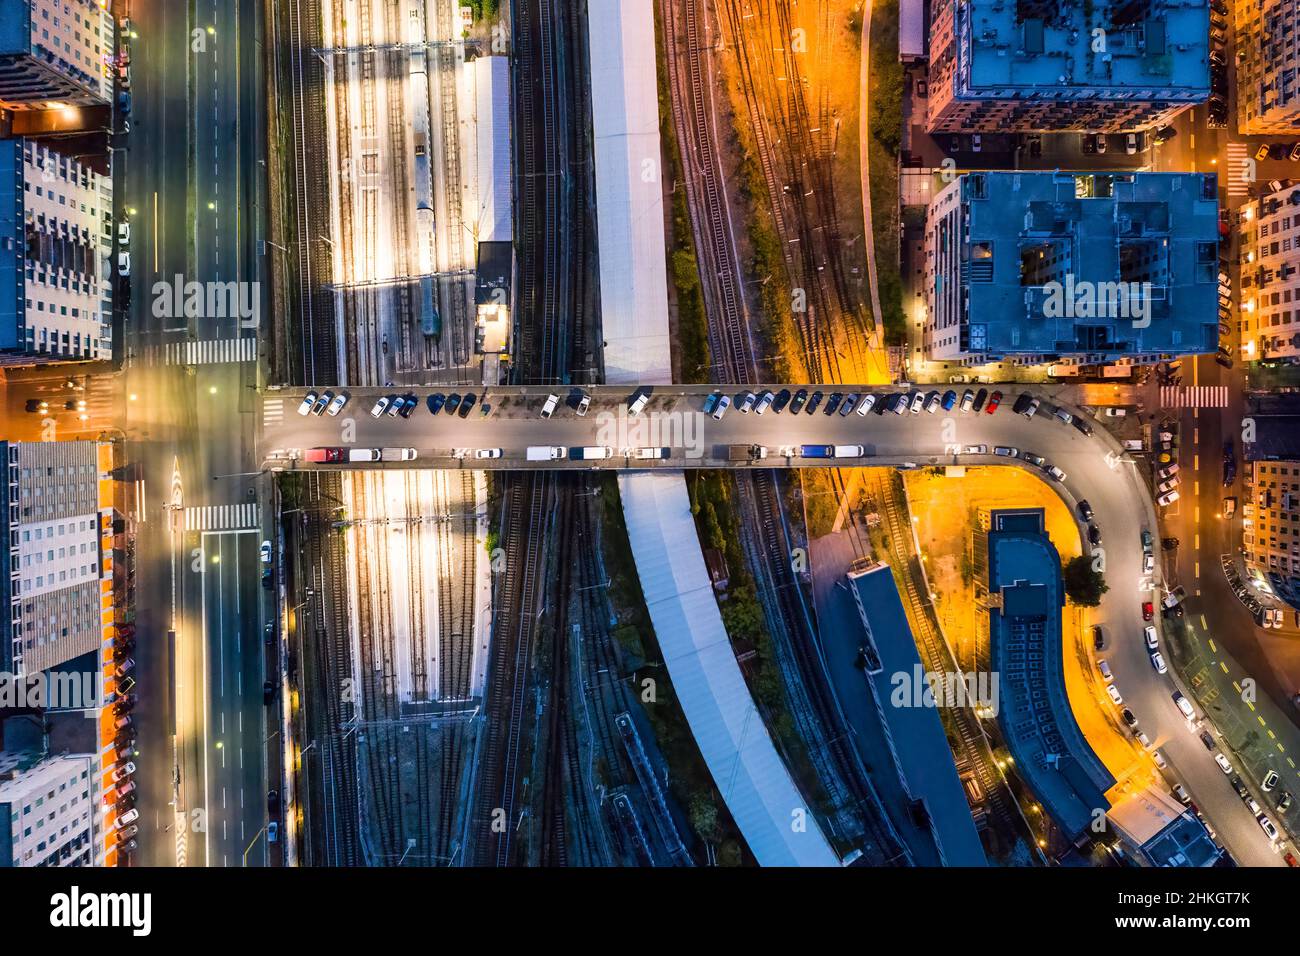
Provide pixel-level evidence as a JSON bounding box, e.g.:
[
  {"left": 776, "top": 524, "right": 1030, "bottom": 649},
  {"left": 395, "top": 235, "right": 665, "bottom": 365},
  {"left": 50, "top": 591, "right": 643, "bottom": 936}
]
[
  {"left": 1172, "top": 691, "right": 1196, "bottom": 721},
  {"left": 117, "top": 221, "right": 130, "bottom": 246},
  {"left": 326, "top": 393, "right": 348, "bottom": 416},
  {"left": 711, "top": 395, "right": 731, "bottom": 420},
  {"left": 1258, "top": 814, "right": 1279, "bottom": 841},
  {"left": 115, "top": 808, "right": 140, "bottom": 828},
  {"left": 1215, "top": 753, "right": 1233, "bottom": 774},
  {"left": 1104, "top": 407, "right": 1127, "bottom": 418},
  {"left": 117, "top": 251, "right": 131, "bottom": 277},
  {"left": 1106, "top": 684, "right": 1123, "bottom": 706},
  {"left": 1157, "top": 490, "right": 1180, "bottom": 506},
  {"left": 909, "top": 392, "right": 925, "bottom": 414},
  {"left": 1137, "top": 731, "right": 1152, "bottom": 749},
  {"left": 1157, "top": 478, "right": 1179, "bottom": 495},
  {"left": 1263, "top": 770, "right": 1280, "bottom": 792},
  {"left": 754, "top": 391, "right": 774, "bottom": 415},
  {"left": 856, "top": 394, "right": 876, "bottom": 416},
  {"left": 1098, "top": 659, "right": 1114, "bottom": 683},
  {"left": 1152, "top": 750, "right": 1167, "bottom": 769},
  {"left": 1021, "top": 398, "right": 1041, "bottom": 419},
  {"left": 474, "top": 448, "right": 502, "bottom": 459},
  {"left": 1149, "top": 650, "right": 1167, "bottom": 674},
  {"left": 959, "top": 390, "right": 975, "bottom": 413},
  {"left": 297, "top": 392, "right": 318, "bottom": 416},
  {"left": 1046, "top": 465, "right": 1067, "bottom": 482},
  {"left": 370, "top": 397, "right": 390, "bottom": 418},
  {"left": 576, "top": 393, "right": 591, "bottom": 417},
  {"left": 259, "top": 540, "right": 272, "bottom": 564},
  {"left": 737, "top": 391, "right": 757, "bottom": 413},
  {"left": 962, "top": 444, "right": 988, "bottom": 455},
  {"left": 1144, "top": 625, "right": 1158, "bottom": 649},
  {"left": 111, "top": 762, "right": 136, "bottom": 782},
  {"left": 627, "top": 392, "right": 650, "bottom": 416},
  {"left": 540, "top": 393, "right": 559, "bottom": 419}
]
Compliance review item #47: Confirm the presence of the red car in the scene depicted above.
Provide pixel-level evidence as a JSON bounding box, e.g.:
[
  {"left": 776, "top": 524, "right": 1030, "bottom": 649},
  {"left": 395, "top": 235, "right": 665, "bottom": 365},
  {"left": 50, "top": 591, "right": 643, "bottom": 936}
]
[
  {"left": 1142, "top": 601, "right": 1154, "bottom": 621},
  {"left": 1285, "top": 852, "right": 1298, "bottom": 868},
  {"left": 985, "top": 391, "right": 1002, "bottom": 414}
]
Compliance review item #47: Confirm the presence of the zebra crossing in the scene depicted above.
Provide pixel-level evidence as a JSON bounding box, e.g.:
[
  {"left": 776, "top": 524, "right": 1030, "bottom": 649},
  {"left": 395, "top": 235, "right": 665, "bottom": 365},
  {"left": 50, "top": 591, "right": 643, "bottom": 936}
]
[
  {"left": 1160, "top": 385, "right": 1229, "bottom": 409},
  {"left": 183, "top": 503, "right": 261, "bottom": 532},
  {"left": 262, "top": 397, "right": 285, "bottom": 430},
  {"left": 1225, "top": 144, "right": 1250, "bottom": 198},
  {"left": 133, "top": 337, "right": 258, "bottom": 367}
]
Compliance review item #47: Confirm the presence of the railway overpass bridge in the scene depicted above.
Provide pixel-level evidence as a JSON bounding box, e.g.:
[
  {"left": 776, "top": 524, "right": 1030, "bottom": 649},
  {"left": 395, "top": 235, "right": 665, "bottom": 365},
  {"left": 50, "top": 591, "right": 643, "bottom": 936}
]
[{"left": 255, "top": 382, "right": 1287, "bottom": 866}]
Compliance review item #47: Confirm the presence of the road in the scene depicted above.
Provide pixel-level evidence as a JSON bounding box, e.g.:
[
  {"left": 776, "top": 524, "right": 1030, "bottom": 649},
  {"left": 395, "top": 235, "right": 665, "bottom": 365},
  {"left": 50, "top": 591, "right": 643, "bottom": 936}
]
[{"left": 119, "top": 0, "right": 274, "bottom": 867}]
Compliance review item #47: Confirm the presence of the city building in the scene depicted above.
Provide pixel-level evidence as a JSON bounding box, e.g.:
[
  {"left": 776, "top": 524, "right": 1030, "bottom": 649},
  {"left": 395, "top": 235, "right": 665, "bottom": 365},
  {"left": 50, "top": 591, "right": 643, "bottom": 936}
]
[
  {"left": 1107, "top": 786, "right": 1222, "bottom": 866},
  {"left": 976, "top": 509, "right": 1115, "bottom": 848},
  {"left": 926, "top": 0, "right": 1210, "bottom": 132},
  {"left": 1236, "top": 183, "right": 1300, "bottom": 365},
  {"left": 924, "top": 171, "right": 1220, "bottom": 367},
  {"left": 1, "top": 441, "right": 115, "bottom": 677},
  {"left": 0, "top": 0, "right": 113, "bottom": 109},
  {"left": 0, "top": 749, "right": 104, "bottom": 867},
  {"left": 0, "top": 139, "right": 113, "bottom": 362},
  {"left": 846, "top": 561, "right": 988, "bottom": 867},
  {"left": 1233, "top": 0, "right": 1300, "bottom": 134},
  {"left": 1243, "top": 458, "right": 1300, "bottom": 609}
]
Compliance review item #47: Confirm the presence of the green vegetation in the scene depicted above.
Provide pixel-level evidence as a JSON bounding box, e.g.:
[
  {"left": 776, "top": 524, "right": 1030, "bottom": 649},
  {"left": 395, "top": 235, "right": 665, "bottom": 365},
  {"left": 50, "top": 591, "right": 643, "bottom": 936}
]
[
  {"left": 1063, "top": 555, "right": 1109, "bottom": 607},
  {"left": 866, "top": 0, "right": 907, "bottom": 345}
]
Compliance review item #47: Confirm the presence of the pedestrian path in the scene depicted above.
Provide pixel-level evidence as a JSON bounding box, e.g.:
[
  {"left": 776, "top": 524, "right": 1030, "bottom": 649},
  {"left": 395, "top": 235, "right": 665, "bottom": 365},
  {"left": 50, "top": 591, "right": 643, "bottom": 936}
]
[
  {"left": 184, "top": 503, "right": 261, "bottom": 532},
  {"left": 133, "top": 337, "right": 258, "bottom": 367},
  {"left": 1160, "top": 385, "right": 1229, "bottom": 409},
  {"left": 1225, "top": 143, "right": 1250, "bottom": 198}
]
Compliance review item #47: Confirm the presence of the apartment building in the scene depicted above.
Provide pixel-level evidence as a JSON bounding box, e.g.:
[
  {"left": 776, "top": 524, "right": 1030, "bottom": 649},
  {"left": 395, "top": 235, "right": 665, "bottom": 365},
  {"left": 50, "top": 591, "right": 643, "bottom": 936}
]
[
  {"left": 1244, "top": 459, "right": 1300, "bottom": 608},
  {"left": 1234, "top": 0, "right": 1300, "bottom": 134},
  {"left": 0, "top": 750, "right": 103, "bottom": 867},
  {"left": 0, "top": 138, "right": 113, "bottom": 362},
  {"left": 1236, "top": 183, "right": 1300, "bottom": 364},
  {"left": 927, "top": 0, "right": 1210, "bottom": 132},
  {"left": 1, "top": 441, "right": 114, "bottom": 677},
  {"left": 0, "top": 0, "right": 113, "bottom": 109},
  {"left": 924, "top": 171, "right": 1220, "bottom": 367}
]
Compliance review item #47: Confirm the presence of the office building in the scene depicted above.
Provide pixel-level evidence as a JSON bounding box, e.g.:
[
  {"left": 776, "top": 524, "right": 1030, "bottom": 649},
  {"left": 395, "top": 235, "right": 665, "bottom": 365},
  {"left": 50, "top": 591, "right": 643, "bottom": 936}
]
[
  {"left": 0, "top": 0, "right": 113, "bottom": 109},
  {"left": 924, "top": 171, "right": 1220, "bottom": 367},
  {"left": 926, "top": 0, "right": 1210, "bottom": 132},
  {"left": 1, "top": 441, "right": 114, "bottom": 677},
  {"left": 0, "top": 750, "right": 104, "bottom": 867},
  {"left": 1243, "top": 459, "right": 1300, "bottom": 609},
  {"left": 0, "top": 138, "right": 113, "bottom": 362}
]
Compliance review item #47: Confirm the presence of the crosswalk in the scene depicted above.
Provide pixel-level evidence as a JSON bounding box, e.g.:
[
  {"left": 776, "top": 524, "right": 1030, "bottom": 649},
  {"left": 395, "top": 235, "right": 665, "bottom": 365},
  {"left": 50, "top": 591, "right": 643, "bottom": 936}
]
[
  {"left": 262, "top": 397, "right": 284, "bottom": 430},
  {"left": 1226, "top": 144, "right": 1250, "bottom": 198},
  {"left": 1160, "top": 385, "right": 1229, "bottom": 409},
  {"left": 133, "top": 337, "right": 258, "bottom": 367},
  {"left": 183, "top": 503, "right": 261, "bottom": 532}
]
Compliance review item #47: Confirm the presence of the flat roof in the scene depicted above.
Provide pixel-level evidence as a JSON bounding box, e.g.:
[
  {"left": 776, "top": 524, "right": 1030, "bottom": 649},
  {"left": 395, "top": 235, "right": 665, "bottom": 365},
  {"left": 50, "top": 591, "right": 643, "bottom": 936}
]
[
  {"left": 848, "top": 563, "right": 987, "bottom": 866},
  {"left": 618, "top": 472, "right": 840, "bottom": 866},
  {"left": 986, "top": 509, "right": 1114, "bottom": 842},
  {"left": 956, "top": 0, "right": 1209, "bottom": 97},
  {"left": 586, "top": 0, "right": 672, "bottom": 383},
  {"left": 943, "top": 171, "right": 1219, "bottom": 357}
]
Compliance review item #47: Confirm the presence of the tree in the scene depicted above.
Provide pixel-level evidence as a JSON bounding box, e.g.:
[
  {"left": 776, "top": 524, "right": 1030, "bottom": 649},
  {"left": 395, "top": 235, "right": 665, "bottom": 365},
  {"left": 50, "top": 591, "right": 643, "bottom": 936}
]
[{"left": 1063, "top": 555, "right": 1109, "bottom": 607}]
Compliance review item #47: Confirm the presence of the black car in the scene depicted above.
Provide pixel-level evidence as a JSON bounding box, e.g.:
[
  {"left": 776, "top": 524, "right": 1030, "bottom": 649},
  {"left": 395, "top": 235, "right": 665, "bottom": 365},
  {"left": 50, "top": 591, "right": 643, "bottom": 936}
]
[
  {"left": 789, "top": 389, "right": 808, "bottom": 414},
  {"left": 1200, "top": 730, "right": 1216, "bottom": 751},
  {"left": 263, "top": 681, "right": 275, "bottom": 705},
  {"left": 823, "top": 393, "right": 843, "bottom": 416},
  {"left": 1077, "top": 500, "right": 1094, "bottom": 521},
  {"left": 1088, "top": 524, "right": 1101, "bottom": 546},
  {"left": 427, "top": 393, "right": 446, "bottom": 415},
  {"left": 1071, "top": 416, "right": 1093, "bottom": 436},
  {"left": 771, "top": 389, "right": 792, "bottom": 413},
  {"left": 444, "top": 393, "right": 462, "bottom": 414},
  {"left": 839, "top": 393, "right": 859, "bottom": 416},
  {"left": 458, "top": 393, "right": 477, "bottom": 418},
  {"left": 398, "top": 394, "right": 418, "bottom": 418},
  {"left": 1092, "top": 626, "right": 1105, "bottom": 651},
  {"left": 268, "top": 790, "right": 280, "bottom": 815},
  {"left": 1122, "top": 708, "right": 1138, "bottom": 728},
  {"left": 972, "top": 388, "right": 989, "bottom": 413},
  {"left": 261, "top": 568, "right": 273, "bottom": 590},
  {"left": 804, "top": 391, "right": 824, "bottom": 415},
  {"left": 1161, "top": 537, "right": 1180, "bottom": 551}
]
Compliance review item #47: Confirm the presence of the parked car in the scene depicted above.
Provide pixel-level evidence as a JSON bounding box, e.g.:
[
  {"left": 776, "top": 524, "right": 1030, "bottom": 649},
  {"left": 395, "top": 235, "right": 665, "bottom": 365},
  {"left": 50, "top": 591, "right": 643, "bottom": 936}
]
[
  {"left": 297, "top": 392, "right": 318, "bottom": 416},
  {"left": 985, "top": 391, "right": 1003, "bottom": 414}
]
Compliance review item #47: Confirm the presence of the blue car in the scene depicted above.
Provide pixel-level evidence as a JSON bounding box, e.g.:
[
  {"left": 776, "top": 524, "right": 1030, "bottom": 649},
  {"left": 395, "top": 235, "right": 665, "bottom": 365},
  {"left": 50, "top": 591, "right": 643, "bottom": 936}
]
[{"left": 941, "top": 390, "right": 958, "bottom": 411}]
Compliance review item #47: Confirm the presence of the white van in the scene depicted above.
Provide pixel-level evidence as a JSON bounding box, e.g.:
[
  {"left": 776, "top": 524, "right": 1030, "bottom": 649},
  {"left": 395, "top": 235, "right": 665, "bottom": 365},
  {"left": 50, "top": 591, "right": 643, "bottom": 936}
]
[
  {"left": 635, "top": 447, "right": 671, "bottom": 460},
  {"left": 570, "top": 447, "right": 613, "bottom": 461},
  {"left": 348, "top": 448, "right": 381, "bottom": 462},
  {"left": 833, "top": 445, "right": 865, "bottom": 459},
  {"left": 526, "top": 446, "right": 565, "bottom": 461},
  {"left": 627, "top": 392, "right": 650, "bottom": 416}
]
